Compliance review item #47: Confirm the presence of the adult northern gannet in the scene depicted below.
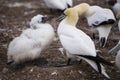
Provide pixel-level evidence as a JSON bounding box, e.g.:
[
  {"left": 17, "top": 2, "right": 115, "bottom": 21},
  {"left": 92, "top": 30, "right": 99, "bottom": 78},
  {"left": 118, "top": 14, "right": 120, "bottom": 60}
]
[
  {"left": 7, "top": 14, "right": 55, "bottom": 64},
  {"left": 75, "top": 4, "right": 116, "bottom": 47},
  {"left": 57, "top": 5, "right": 113, "bottom": 78}
]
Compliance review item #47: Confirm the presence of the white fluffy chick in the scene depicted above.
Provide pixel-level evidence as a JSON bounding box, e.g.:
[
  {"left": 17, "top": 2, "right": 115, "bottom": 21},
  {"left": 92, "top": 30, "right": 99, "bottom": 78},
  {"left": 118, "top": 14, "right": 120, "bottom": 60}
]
[
  {"left": 108, "top": 0, "right": 120, "bottom": 14},
  {"left": 43, "top": 0, "right": 73, "bottom": 11},
  {"left": 75, "top": 4, "right": 116, "bottom": 47},
  {"left": 57, "top": 6, "right": 113, "bottom": 78},
  {"left": 7, "top": 14, "right": 55, "bottom": 64}
]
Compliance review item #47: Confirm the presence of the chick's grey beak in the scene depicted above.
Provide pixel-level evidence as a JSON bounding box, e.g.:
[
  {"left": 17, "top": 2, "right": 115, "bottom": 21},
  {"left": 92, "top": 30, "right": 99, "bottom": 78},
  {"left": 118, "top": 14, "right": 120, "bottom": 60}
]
[
  {"left": 108, "top": 43, "right": 120, "bottom": 54},
  {"left": 57, "top": 13, "right": 66, "bottom": 22}
]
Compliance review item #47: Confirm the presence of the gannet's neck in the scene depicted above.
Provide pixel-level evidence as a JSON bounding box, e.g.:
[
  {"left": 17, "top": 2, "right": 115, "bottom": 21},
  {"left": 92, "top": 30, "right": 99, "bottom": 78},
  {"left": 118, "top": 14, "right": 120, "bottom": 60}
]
[
  {"left": 64, "top": 13, "right": 79, "bottom": 26},
  {"left": 117, "top": 12, "right": 120, "bottom": 19}
]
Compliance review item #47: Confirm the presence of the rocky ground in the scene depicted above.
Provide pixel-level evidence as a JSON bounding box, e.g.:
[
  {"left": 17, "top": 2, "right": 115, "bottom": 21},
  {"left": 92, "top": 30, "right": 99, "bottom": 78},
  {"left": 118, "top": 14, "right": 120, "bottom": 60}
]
[{"left": 0, "top": 0, "right": 120, "bottom": 80}]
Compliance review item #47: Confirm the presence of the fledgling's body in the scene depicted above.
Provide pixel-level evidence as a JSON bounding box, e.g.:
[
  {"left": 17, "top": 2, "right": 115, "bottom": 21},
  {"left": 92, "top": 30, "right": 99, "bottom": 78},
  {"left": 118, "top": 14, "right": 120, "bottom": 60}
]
[
  {"left": 7, "top": 15, "right": 55, "bottom": 64},
  {"left": 44, "top": 0, "right": 73, "bottom": 10}
]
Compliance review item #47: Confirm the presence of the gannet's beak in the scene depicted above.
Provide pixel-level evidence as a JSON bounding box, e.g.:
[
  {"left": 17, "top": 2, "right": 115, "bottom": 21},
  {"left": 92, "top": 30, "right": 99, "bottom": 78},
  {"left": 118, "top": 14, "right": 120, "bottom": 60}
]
[
  {"left": 57, "top": 13, "right": 66, "bottom": 22},
  {"left": 42, "top": 16, "right": 53, "bottom": 23},
  {"left": 108, "top": 43, "right": 120, "bottom": 54}
]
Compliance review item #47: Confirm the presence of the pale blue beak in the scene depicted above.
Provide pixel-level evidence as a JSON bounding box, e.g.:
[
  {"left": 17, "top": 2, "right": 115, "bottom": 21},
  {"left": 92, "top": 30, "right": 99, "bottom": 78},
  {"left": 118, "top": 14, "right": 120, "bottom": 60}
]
[{"left": 108, "top": 43, "right": 120, "bottom": 54}]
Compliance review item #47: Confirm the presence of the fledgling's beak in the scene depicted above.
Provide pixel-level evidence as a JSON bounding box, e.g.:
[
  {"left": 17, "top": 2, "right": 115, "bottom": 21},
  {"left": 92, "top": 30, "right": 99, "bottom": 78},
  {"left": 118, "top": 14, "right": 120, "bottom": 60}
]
[
  {"left": 6, "top": 60, "right": 14, "bottom": 65},
  {"left": 108, "top": 43, "right": 120, "bottom": 54},
  {"left": 42, "top": 16, "right": 53, "bottom": 23},
  {"left": 57, "top": 13, "right": 66, "bottom": 22}
]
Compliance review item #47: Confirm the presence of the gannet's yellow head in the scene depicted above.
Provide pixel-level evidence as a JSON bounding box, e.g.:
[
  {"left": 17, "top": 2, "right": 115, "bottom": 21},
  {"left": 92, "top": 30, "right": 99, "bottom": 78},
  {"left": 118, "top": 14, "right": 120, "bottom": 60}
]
[
  {"left": 64, "top": 8, "right": 79, "bottom": 26},
  {"left": 117, "top": 12, "right": 120, "bottom": 19},
  {"left": 74, "top": 3, "right": 95, "bottom": 17}
]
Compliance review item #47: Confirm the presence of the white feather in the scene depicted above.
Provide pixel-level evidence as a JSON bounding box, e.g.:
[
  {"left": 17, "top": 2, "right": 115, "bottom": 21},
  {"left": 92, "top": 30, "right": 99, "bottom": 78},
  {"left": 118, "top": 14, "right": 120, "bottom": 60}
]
[
  {"left": 87, "top": 6, "right": 116, "bottom": 26},
  {"left": 85, "top": 5, "right": 116, "bottom": 47},
  {"left": 117, "top": 0, "right": 120, "bottom": 3},
  {"left": 58, "top": 22, "right": 96, "bottom": 57},
  {"left": 7, "top": 15, "right": 55, "bottom": 64},
  {"left": 66, "top": 0, "right": 73, "bottom": 7},
  {"left": 96, "top": 25, "right": 112, "bottom": 41},
  {"left": 43, "top": 0, "right": 73, "bottom": 10},
  {"left": 57, "top": 14, "right": 109, "bottom": 78},
  {"left": 113, "top": 3, "right": 120, "bottom": 14},
  {"left": 77, "top": 56, "right": 110, "bottom": 78},
  {"left": 57, "top": 6, "right": 112, "bottom": 77}
]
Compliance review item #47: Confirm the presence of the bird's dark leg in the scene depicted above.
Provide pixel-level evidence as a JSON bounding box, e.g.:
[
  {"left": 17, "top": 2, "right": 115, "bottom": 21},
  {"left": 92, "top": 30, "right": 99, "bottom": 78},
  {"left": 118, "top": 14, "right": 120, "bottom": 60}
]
[
  {"left": 6, "top": 60, "right": 14, "bottom": 65},
  {"left": 92, "top": 33, "right": 96, "bottom": 39},
  {"left": 100, "top": 37, "right": 106, "bottom": 48},
  {"left": 79, "top": 59, "right": 83, "bottom": 64},
  {"left": 67, "top": 58, "right": 71, "bottom": 65}
]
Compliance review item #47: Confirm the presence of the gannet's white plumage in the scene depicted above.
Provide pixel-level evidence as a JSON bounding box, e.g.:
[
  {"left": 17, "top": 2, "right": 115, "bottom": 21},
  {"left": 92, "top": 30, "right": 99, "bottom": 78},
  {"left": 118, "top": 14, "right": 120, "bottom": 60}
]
[
  {"left": 75, "top": 5, "right": 116, "bottom": 47},
  {"left": 43, "top": 0, "right": 73, "bottom": 10},
  {"left": 7, "top": 14, "right": 55, "bottom": 64},
  {"left": 57, "top": 6, "right": 112, "bottom": 78}
]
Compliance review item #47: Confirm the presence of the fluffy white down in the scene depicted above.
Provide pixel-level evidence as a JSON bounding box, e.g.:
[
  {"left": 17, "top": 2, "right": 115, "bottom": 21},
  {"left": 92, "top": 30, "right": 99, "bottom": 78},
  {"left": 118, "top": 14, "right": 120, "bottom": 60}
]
[
  {"left": 29, "top": 14, "right": 44, "bottom": 29},
  {"left": 43, "top": 0, "right": 73, "bottom": 10},
  {"left": 7, "top": 15, "right": 55, "bottom": 64}
]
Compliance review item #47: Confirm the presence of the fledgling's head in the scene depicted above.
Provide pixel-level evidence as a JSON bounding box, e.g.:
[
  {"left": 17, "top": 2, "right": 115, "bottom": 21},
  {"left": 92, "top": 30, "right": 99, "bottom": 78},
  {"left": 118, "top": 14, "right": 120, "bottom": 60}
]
[
  {"left": 74, "top": 3, "right": 95, "bottom": 17},
  {"left": 116, "top": 12, "right": 120, "bottom": 19},
  {"left": 30, "top": 14, "right": 48, "bottom": 29},
  {"left": 64, "top": 8, "right": 79, "bottom": 26}
]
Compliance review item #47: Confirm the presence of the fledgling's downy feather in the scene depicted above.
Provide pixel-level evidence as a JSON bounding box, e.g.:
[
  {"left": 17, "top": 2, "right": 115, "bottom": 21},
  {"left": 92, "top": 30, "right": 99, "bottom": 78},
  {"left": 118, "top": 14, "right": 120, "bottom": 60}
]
[{"left": 7, "top": 14, "right": 55, "bottom": 64}]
